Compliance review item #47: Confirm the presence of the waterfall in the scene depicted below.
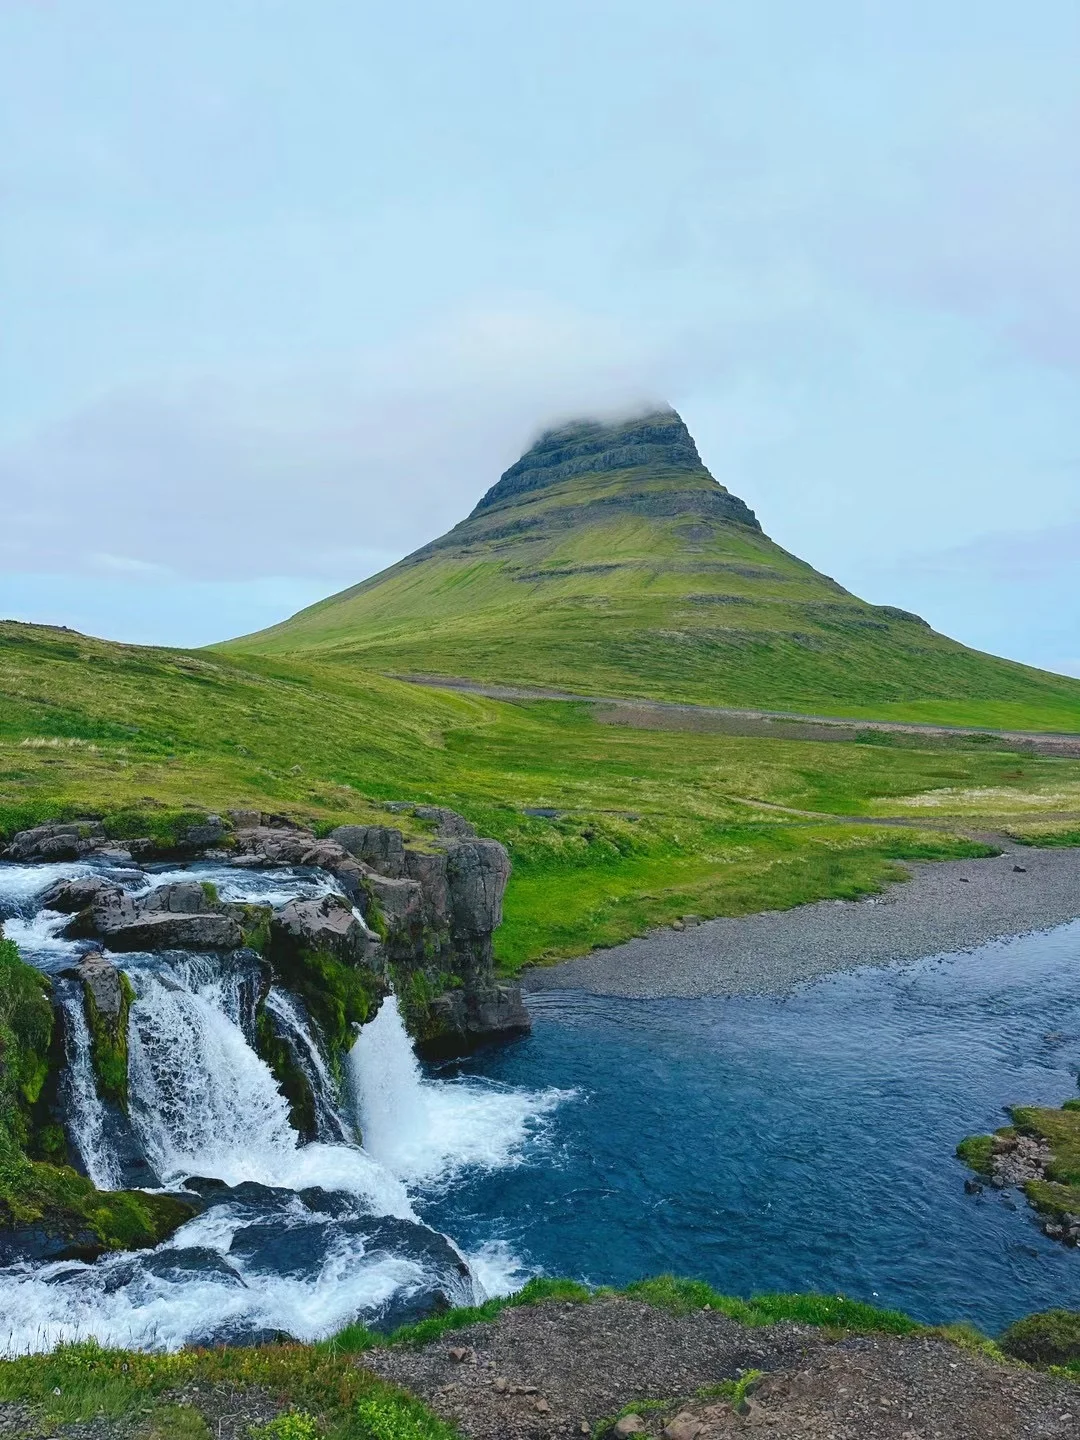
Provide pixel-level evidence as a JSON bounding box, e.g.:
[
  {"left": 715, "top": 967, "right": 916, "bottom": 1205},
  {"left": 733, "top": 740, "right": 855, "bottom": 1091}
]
[
  {"left": 60, "top": 986, "right": 123, "bottom": 1191},
  {"left": 349, "top": 995, "right": 567, "bottom": 1187},
  {"left": 264, "top": 988, "right": 353, "bottom": 1143},
  {"left": 126, "top": 960, "right": 412, "bottom": 1214}
]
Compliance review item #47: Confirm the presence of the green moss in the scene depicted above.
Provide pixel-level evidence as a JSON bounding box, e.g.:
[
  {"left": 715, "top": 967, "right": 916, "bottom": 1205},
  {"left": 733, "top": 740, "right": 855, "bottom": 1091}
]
[
  {"left": 0, "top": 1153, "right": 192, "bottom": 1254},
  {"left": 237, "top": 903, "right": 273, "bottom": 954},
  {"left": 0, "top": 935, "right": 55, "bottom": 1155},
  {"left": 200, "top": 879, "right": 220, "bottom": 905},
  {"left": 267, "top": 943, "right": 382, "bottom": 1084},
  {"left": 84, "top": 970, "right": 134, "bottom": 1111},
  {"left": 390, "top": 966, "right": 461, "bottom": 1045},
  {"left": 255, "top": 1005, "right": 318, "bottom": 1139},
  {"left": 999, "top": 1309, "right": 1080, "bottom": 1367},
  {"left": 956, "top": 1134, "right": 995, "bottom": 1176}
]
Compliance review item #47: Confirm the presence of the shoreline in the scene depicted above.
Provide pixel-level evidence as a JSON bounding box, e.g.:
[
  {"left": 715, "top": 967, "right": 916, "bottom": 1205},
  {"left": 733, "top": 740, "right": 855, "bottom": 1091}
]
[{"left": 523, "top": 843, "right": 1080, "bottom": 1000}]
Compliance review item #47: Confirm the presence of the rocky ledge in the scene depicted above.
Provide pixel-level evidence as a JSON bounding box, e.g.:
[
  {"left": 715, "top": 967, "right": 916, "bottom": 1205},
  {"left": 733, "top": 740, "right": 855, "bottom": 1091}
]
[{"left": 9, "top": 806, "right": 530, "bottom": 1057}]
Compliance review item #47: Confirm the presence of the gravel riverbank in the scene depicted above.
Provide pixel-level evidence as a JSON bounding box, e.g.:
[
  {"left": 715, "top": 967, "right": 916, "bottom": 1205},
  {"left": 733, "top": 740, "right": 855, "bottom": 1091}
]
[{"left": 525, "top": 845, "right": 1080, "bottom": 999}]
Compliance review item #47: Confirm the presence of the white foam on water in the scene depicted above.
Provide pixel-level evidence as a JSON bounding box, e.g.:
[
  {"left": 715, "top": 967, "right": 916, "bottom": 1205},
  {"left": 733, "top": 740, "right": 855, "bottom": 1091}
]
[
  {"left": 349, "top": 997, "right": 570, "bottom": 1187},
  {"left": 2, "top": 908, "right": 84, "bottom": 963},
  {"left": 127, "top": 967, "right": 414, "bottom": 1217},
  {"left": 465, "top": 1239, "right": 536, "bottom": 1299},
  {"left": 0, "top": 861, "right": 96, "bottom": 911},
  {"left": 0, "top": 1238, "right": 430, "bottom": 1355},
  {"left": 60, "top": 992, "right": 123, "bottom": 1191},
  {"left": 145, "top": 865, "right": 340, "bottom": 907}
]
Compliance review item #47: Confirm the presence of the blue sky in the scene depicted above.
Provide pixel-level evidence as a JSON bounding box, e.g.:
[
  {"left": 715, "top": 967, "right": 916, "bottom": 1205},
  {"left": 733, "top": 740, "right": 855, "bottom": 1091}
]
[{"left": 2, "top": 1, "right": 1078, "bottom": 674}]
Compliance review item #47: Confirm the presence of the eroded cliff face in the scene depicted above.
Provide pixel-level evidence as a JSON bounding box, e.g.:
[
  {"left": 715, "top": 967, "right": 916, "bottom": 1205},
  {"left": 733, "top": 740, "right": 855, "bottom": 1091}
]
[{"left": 10, "top": 806, "right": 529, "bottom": 1061}]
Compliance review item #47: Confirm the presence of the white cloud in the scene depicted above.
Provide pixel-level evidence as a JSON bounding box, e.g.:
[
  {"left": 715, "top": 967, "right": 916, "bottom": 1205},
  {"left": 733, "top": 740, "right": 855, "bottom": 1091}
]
[{"left": 0, "top": 302, "right": 664, "bottom": 583}]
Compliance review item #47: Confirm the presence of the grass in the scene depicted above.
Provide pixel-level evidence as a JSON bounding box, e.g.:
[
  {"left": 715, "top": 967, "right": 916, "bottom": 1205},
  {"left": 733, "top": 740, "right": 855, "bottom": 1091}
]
[
  {"left": 958, "top": 1101, "right": 1080, "bottom": 1229},
  {"left": 4, "top": 1272, "right": 1076, "bottom": 1434},
  {"left": 226, "top": 454, "right": 1080, "bottom": 732},
  {"left": 0, "top": 1339, "right": 459, "bottom": 1440},
  {"left": 4, "top": 621, "right": 1080, "bottom": 972}
]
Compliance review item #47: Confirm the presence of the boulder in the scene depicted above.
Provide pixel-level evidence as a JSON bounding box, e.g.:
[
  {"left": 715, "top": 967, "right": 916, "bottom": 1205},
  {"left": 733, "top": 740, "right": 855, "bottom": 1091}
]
[
  {"left": 77, "top": 954, "right": 125, "bottom": 1021},
  {"left": 4, "top": 821, "right": 106, "bottom": 862},
  {"left": 41, "top": 874, "right": 120, "bottom": 915},
  {"left": 270, "top": 893, "right": 375, "bottom": 965},
  {"left": 330, "top": 825, "right": 407, "bottom": 879},
  {"left": 101, "top": 913, "right": 243, "bottom": 952},
  {"left": 446, "top": 839, "right": 510, "bottom": 939},
  {"left": 425, "top": 981, "right": 530, "bottom": 1056},
  {"left": 142, "top": 880, "right": 211, "bottom": 914}
]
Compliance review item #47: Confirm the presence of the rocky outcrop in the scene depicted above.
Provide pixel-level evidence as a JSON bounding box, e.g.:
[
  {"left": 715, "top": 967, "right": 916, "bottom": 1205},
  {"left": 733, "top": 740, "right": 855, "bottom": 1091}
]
[
  {"left": 27, "top": 801, "right": 528, "bottom": 1053},
  {"left": 44, "top": 876, "right": 243, "bottom": 952},
  {"left": 5, "top": 821, "right": 109, "bottom": 862}
]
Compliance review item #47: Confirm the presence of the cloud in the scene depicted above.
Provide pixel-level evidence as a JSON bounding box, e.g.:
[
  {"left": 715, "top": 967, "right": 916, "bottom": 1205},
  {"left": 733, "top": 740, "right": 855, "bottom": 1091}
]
[{"left": 0, "top": 302, "right": 665, "bottom": 583}]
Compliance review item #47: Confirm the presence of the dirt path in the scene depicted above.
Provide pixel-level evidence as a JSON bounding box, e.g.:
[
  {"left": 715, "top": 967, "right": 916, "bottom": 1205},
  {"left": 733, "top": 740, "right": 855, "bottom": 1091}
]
[
  {"left": 363, "top": 1296, "right": 1080, "bottom": 1439},
  {"left": 397, "top": 675, "right": 1080, "bottom": 756}
]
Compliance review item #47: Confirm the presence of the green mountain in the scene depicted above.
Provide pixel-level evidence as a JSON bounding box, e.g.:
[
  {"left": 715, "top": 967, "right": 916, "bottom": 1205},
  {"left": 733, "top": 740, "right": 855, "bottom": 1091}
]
[{"left": 228, "top": 409, "right": 1080, "bottom": 730}]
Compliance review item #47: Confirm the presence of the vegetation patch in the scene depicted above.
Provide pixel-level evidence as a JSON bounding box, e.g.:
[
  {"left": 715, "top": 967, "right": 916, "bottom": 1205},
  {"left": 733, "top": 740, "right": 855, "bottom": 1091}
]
[
  {"left": 255, "top": 1003, "right": 318, "bottom": 1139},
  {"left": 85, "top": 969, "right": 135, "bottom": 1111},
  {"left": 999, "top": 1309, "right": 1080, "bottom": 1369},
  {"left": 0, "top": 1338, "right": 459, "bottom": 1440}
]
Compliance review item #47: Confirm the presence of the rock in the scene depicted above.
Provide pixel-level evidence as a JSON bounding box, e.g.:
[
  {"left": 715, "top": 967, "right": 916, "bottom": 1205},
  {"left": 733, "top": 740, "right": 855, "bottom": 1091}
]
[
  {"left": 4, "top": 821, "right": 106, "bottom": 862},
  {"left": 102, "top": 913, "right": 243, "bottom": 952},
  {"left": 448, "top": 1346, "right": 470, "bottom": 1362},
  {"left": 493, "top": 1377, "right": 508, "bottom": 1394},
  {"left": 533, "top": 1397, "right": 551, "bottom": 1414},
  {"left": 964, "top": 1178, "right": 983, "bottom": 1195},
  {"left": 41, "top": 874, "right": 120, "bottom": 915},
  {"left": 662, "top": 1414, "right": 703, "bottom": 1440},
  {"left": 614, "top": 1416, "right": 648, "bottom": 1436},
  {"left": 228, "top": 809, "right": 262, "bottom": 829},
  {"left": 330, "top": 825, "right": 408, "bottom": 879},
  {"left": 77, "top": 954, "right": 125, "bottom": 1021},
  {"left": 181, "top": 815, "right": 227, "bottom": 850},
  {"left": 671, "top": 919, "right": 685, "bottom": 931},
  {"left": 142, "top": 880, "right": 210, "bottom": 914},
  {"left": 271, "top": 894, "right": 374, "bottom": 965},
  {"left": 446, "top": 839, "right": 511, "bottom": 939}
]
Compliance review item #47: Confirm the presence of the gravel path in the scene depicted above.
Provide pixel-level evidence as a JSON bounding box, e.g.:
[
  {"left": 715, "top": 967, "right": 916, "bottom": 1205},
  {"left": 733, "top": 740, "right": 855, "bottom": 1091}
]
[
  {"left": 364, "top": 1296, "right": 1080, "bottom": 1439},
  {"left": 525, "top": 846, "right": 1080, "bottom": 999}
]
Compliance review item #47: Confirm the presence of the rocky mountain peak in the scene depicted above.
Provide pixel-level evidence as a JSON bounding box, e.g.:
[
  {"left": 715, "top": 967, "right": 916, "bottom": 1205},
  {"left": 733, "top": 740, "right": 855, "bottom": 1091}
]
[{"left": 472, "top": 407, "right": 706, "bottom": 514}]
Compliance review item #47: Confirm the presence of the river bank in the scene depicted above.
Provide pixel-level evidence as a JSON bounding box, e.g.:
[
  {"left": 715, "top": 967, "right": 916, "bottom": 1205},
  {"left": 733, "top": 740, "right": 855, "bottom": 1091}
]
[
  {"left": 524, "top": 843, "right": 1080, "bottom": 999},
  {"left": 365, "top": 1293, "right": 1079, "bottom": 1440}
]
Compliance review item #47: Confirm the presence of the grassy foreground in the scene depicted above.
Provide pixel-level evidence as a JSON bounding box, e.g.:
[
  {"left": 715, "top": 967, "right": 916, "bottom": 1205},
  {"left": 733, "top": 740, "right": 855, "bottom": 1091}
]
[
  {"left": 1, "top": 1276, "right": 1076, "bottom": 1440},
  {"left": 5, "top": 621, "right": 1080, "bottom": 969}
]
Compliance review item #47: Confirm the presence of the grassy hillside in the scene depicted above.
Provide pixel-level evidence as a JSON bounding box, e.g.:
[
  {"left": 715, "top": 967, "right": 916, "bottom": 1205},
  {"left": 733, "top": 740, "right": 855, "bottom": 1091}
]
[
  {"left": 226, "top": 411, "right": 1080, "bottom": 732},
  {"left": 5, "top": 621, "right": 1080, "bottom": 968}
]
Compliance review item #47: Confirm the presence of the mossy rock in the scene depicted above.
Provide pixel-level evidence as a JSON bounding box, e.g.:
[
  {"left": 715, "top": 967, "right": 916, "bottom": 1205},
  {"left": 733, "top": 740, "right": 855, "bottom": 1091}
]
[
  {"left": 85, "top": 969, "right": 135, "bottom": 1111},
  {"left": 255, "top": 1005, "right": 318, "bottom": 1141},
  {"left": 266, "top": 941, "right": 383, "bottom": 1084},
  {"left": 999, "top": 1309, "right": 1080, "bottom": 1367},
  {"left": 0, "top": 936, "right": 56, "bottom": 1153},
  {"left": 0, "top": 1156, "right": 194, "bottom": 1260}
]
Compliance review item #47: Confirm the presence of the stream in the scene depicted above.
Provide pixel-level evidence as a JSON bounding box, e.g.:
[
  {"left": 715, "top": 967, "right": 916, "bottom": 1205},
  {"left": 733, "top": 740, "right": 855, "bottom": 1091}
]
[{"left": 2, "top": 859, "right": 1079, "bottom": 1350}]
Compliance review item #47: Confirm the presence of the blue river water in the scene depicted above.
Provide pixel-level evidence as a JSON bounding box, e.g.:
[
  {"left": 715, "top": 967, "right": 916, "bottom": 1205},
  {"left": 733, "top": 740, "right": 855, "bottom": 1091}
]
[{"left": 425, "top": 921, "right": 1080, "bottom": 1336}]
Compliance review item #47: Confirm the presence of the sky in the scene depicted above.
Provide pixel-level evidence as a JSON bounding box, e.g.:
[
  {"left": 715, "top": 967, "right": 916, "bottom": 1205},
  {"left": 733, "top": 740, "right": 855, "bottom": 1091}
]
[{"left": 2, "top": 1, "right": 1078, "bottom": 675}]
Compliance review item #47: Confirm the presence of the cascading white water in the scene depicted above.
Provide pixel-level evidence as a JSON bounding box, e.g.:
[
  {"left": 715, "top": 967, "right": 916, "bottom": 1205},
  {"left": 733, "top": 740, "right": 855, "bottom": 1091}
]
[
  {"left": 349, "top": 996, "right": 568, "bottom": 1186},
  {"left": 264, "top": 988, "right": 352, "bottom": 1142},
  {"left": 126, "top": 961, "right": 412, "bottom": 1213},
  {"left": 60, "top": 990, "right": 123, "bottom": 1191},
  {"left": 0, "top": 859, "right": 568, "bottom": 1356}
]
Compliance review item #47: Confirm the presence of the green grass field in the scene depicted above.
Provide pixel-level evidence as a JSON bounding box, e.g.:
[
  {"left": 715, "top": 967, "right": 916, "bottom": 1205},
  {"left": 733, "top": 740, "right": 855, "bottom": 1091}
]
[{"left": 4, "top": 621, "right": 1080, "bottom": 970}]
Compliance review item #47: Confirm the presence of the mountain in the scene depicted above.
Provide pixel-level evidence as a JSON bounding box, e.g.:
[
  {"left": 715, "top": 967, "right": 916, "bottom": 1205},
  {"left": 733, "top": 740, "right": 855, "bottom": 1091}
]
[{"left": 226, "top": 408, "right": 1080, "bottom": 729}]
